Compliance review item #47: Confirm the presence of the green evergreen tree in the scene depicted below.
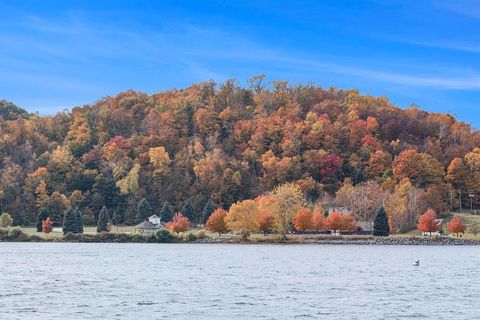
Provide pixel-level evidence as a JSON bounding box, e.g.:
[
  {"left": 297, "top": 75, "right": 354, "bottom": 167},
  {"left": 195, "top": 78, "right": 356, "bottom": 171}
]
[
  {"left": 181, "top": 199, "right": 196, "bottom": 222},
  {"left": 373, "top": 206, "right": 390, "bottom": 236},
  {"left": 124, "top": 206, "right": 136, "bottom": 226},
  {"left": 160, "top": 200, "right": 173, "bottom": 222},
  {"left": 74, "top": 207, "right": 84, "bottom": 233},
  {"left": 136, "top": 198, "right": 153, "bottom": 223},
  {"left": 62, "top": 208, "right": 76, "bottom": 234},
  {"left": 36, "top": 208, "right": 49, "bottom": 232},
  {"left": 97, "top": 206, "right": 110, "bottom": 233},
  {"left": 112, "top": 207, "right": 124, "bottom": 226},
  {"left": 202, "top": 199, "right": 215, "bottom": 224}
]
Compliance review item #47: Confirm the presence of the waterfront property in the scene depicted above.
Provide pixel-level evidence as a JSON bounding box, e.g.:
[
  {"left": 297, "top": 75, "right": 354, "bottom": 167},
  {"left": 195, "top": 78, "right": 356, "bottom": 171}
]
[{"left": 134, "top": 220, "right": 164, "bottom": 234}]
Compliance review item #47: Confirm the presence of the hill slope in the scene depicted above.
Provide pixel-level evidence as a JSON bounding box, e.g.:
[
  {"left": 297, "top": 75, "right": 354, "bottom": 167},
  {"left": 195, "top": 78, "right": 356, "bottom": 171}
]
[{"left": 1, "top": 80, "right": 479, "bottom": 225}]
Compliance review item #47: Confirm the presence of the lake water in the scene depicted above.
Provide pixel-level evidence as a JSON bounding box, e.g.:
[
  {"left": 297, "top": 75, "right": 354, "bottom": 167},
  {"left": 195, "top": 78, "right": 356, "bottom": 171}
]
[{"left": 1, "top": 243, "right": 479, "bottom": 319}]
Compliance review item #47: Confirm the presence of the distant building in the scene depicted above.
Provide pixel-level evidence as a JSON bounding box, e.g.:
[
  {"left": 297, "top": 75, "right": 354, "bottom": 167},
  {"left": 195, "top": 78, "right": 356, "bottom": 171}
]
[
  {"left": 148, "top": 215, "right": 161, "bottom": 225},
  {"left": 327, "top": 207, "right": 350, "bottom": 214},
  {"left": 134, "top": 219, "right": 164, "bottom": 234},
  {"left": 357, "top": 221, "right": 373, "bottom": 232}
]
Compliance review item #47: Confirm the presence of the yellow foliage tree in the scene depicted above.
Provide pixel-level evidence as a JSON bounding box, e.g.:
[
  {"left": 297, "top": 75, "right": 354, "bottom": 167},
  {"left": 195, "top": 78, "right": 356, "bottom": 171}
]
[{"left": 226, "top": 199, "right": 258, "bottom": 239}]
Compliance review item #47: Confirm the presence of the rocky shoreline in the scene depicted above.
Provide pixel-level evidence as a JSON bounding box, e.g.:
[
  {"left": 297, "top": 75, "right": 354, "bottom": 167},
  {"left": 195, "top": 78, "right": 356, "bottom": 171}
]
[{"left": 194, "top": 236, "right": 480, "bottom": 245}]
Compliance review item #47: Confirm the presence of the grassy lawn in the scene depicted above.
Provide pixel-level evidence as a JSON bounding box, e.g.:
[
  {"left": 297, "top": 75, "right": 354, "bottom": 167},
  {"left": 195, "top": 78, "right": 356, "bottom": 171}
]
[{"left": 16, "top": 214, "right": 480, "bottom": 241}]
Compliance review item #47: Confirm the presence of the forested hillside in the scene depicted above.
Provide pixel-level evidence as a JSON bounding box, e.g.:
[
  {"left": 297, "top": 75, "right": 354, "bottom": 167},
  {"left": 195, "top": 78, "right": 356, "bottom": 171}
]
[{"left": 1, "top": 78, "right": 479, "bottom": 229}]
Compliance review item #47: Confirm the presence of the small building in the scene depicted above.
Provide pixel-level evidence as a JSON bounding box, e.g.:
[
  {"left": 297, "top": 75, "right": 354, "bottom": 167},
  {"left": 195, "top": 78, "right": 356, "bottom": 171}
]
[
  {"left": 134, "top": 220, "right": 162, "bottom": 234},
  {"left": 327, "top": 207, "right": 350, "bottom": 215},
  {"left": 148, "top": 215, "right": 161, "bottom": 226},
  {"left": 357, "top": 221, "right": 373, "bottom": 232}
]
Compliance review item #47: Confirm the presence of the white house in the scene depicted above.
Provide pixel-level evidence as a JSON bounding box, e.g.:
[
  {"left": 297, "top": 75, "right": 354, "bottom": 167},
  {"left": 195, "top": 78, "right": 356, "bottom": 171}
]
[{"left": 148, "top": 215, "right": 161, "bottom": 226}]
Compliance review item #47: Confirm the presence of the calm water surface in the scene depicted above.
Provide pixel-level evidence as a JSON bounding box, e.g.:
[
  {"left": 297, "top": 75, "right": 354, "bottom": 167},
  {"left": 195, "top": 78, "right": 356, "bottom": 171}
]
[{"left": 1, "top": 243, "right": 479, "bottom": 319}]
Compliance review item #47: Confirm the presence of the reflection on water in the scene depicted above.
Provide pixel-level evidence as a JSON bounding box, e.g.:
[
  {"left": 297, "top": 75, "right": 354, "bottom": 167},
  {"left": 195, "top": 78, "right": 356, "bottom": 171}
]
[{"left": 1, "top": 243, "right": 479, "bottom": 319}]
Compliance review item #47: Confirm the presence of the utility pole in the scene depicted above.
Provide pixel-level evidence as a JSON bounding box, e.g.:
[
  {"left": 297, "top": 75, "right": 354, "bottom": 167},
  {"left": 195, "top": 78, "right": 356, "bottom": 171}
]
[
  {"left": 469, "top": 192, "right": 474, "bottom": 212},
  {"left": 459, "top": 190, "right": 462, "bottom": 213}
]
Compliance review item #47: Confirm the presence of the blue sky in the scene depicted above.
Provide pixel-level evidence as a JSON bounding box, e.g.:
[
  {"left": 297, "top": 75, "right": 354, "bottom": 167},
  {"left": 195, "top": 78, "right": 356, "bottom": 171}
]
[{"left": 1, "top": 0, "right": 480, "bottom": 127}]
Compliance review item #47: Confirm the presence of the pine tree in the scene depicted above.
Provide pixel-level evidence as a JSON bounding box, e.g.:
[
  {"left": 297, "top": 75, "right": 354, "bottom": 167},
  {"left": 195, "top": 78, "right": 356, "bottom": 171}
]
[
  {"left": 181, "top": 199, "right": 196, "bottom": 223},
  {"left": 136, "top": 198, "right": 152, "bottom": 223},
  {"left": 160, "top": 201, "right": 173, "bottom": 222},
  {"left": 373, "top": 206, "right": 390, "bottom": 236},
  {"left": 74, "top": 207, "right": 84, "bottom": 233},
  {"left": 112, "top": 207, "right": 124, "bottom": 226},
  {"left": 202, "top": 199, "right": 215, "bottom": 224},
  {"left": 97, "top": 206, "right": 110, "bottom": 233},
  {"left": 62, "top": 208, "right": 76, "bottom": 234},
  {"left": 36, "top": 208, "right": 49, "bottom": 232}
]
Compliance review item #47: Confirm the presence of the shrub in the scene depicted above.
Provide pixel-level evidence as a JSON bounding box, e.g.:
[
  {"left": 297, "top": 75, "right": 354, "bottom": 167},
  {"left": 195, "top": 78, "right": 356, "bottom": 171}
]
[
  {"left": 180, "top": 231, "right": 197, "bottom": 242},
  {"left": 0, "top": 212, "right": 13, "bottom": 228},
  {"left": 195, "top": 229, "right": 207, "bottom": 239},
  {"left": 166, "top": 213, "right": 191, "bottom": 233},
  {"left": 156, "top": 229, "right": 176, "bottom": 242}
]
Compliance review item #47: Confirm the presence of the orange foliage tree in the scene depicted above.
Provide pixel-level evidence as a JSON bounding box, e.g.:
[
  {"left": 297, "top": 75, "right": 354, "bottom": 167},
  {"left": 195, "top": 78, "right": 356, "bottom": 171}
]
[
  {"left": 205, "top": 209, "right": 229, "bottom": 236},
  {"left": 416, "top": 208, "right": 439, "bottom": 236},
  {"left": 256, "top": 195, "right": 275, "bottom": 233},
  {"left": 311, "top": 207, "right": 326, "bottom": 231},
  {"left": 326, "top": 212, "right": 357, "bottom": 233},
  {"left": 293, "top": 208, "right": 313, "bottom": 231},
  {"left": 166, "top": 213, "right": 191, "bottom": 233},
  {"left": 258, "top": 212, "right": 275, "bottom": 234},
  {"left": 42, "top": 217, "right": 53, "bottom": 239},
  {"left": 447, "top": 214, "right": 466, "bottom": 236}
]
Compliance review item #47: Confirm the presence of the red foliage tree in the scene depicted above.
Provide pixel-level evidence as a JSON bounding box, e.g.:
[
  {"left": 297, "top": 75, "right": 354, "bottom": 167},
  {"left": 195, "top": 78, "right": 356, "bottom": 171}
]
[
  {"left": 166, "top": 212, "right": 191, "bottom": 233},
  {"left": 447, "top": 214, "right": 466, "bottom": 236},
  {"left": 205, "top": 209, "right": 229, "bottom": 236},
  {"left": 258, "top": 212, "right": 275, "bottom": 233},
  {"left": 42, "top": 217, "right": 53, "bottom": 239},
  {"left": 326, "top": 212, "right": 357, "bottom": 233},
  {"left": 416, "top": 208, "right": 440, "bottom": 236},
  {"left": 311, "top": 209, "right": 326, "bottom": 231},
  {"left": 293, "top": 208, "right": 313, "bottom": 231}
]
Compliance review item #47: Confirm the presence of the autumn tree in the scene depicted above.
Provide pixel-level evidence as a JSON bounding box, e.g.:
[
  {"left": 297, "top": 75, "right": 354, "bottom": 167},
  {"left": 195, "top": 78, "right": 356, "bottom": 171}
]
[
  {"left": 447, "top": 215, "right": 466, "bottom": 236},
  {"left": 0, "top": 212, "right": 13, "bottom": 228},
  {"left": 226, "top": 199, "right": 259, "bottom": 239},
  {"left": 202, "top": 199, "right": 216, "bottom": 224},
  {"left": 326, "top": 212, "right": 357, "bottom": 233},
  {"left": 373, "top": 207, "right": 389, "bottom": 236},
  {"left": 392, "top": 150, "right": 444, "bottom": 187},
  {"left": 293, "top": 208, "right": 313, "bottom": 231},
  {"left": 166, "top": 213, "right": 191, "bottom": 233},
  {"left": 35, "top": 208, "right": 49, "bottom": 232},
  {"left": 97, "top": 206, "right": 110, "bottom": 233},
  {"left": 311, "top": 207, "right": 326, "bottom": 231},
  {"left": 42, "top": 217, "right": 53, "bottom": 239},
  {"left": 205, "top": 208, "right": 229, "bottom": 236},
  {"left": 468, "top": 224, "right": 480, "bottom": 237},
  {"left": 271, "top": 183, "right": 306, "bottom": 237},
  {"left": 416, "top": 208, "right": 440, "bottom": 236}
]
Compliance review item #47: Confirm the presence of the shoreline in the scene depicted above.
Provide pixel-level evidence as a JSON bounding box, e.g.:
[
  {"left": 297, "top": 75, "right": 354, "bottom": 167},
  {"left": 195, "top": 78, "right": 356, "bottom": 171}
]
[{"left": 1, "top": 229, "right": 479, "bottom": 245}]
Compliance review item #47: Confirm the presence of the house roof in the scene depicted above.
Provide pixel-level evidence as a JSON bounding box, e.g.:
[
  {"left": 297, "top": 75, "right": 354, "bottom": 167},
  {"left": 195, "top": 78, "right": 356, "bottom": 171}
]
[
  {"left": 134, "top": 221, "right": 157, "bottom": 229},
  {"left": 149, "top": 215, "right": 160, "bottom": 219}
]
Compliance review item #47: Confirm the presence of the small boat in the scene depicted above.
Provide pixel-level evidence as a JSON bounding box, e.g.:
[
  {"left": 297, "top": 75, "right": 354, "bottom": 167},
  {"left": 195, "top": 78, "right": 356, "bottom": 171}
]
[{"left": 413, "top": 260, "right": 420, "bottom": 266}]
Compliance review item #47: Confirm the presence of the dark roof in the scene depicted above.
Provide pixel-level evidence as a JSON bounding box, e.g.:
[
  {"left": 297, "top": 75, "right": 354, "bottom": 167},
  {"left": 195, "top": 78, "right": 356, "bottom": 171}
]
[{"left": 134, "top": 221, "right": 157, "bottom": 229}]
